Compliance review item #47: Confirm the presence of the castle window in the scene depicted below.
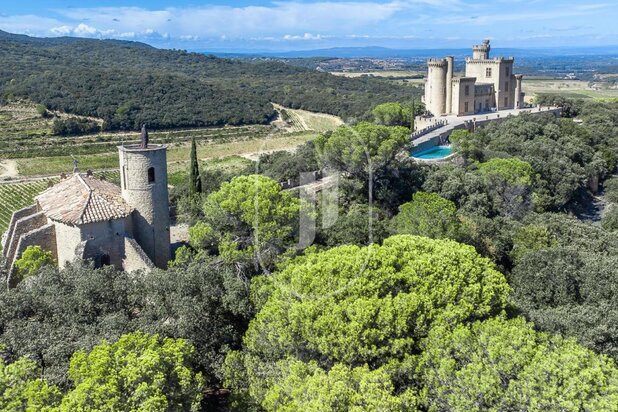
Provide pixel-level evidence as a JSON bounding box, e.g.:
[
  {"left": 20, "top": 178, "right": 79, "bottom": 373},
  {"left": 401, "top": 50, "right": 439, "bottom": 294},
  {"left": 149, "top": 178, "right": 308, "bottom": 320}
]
[
  {"left": 148, "top": 167, "right": 155, "bottom": 183},
  {"left": 505, "top": 82, "right": 509, "bottom": 92},
  {"left": 465, "top": 85, "right": 470, "bottom": 96},
  {"left": 485, "top": 68, "right": 492, "bottom": 77},
  {"left": 464, "top": 101, "right": 469, "bottom": 112},
  {"left": 506, "top": 67, "right": 510, "bottom": 76},
  {"left": 122, "top": 166, "right": 127, "bottom": 189},
  {"left": 504, "top": 97, "right": 508, "bottom": 107}
]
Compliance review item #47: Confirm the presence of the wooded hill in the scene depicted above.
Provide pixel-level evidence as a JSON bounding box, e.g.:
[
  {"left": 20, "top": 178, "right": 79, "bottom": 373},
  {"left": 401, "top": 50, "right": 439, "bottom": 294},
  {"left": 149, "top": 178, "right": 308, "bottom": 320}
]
[{"left": 0, "top": 30, "right": 420, "bottom": 131}]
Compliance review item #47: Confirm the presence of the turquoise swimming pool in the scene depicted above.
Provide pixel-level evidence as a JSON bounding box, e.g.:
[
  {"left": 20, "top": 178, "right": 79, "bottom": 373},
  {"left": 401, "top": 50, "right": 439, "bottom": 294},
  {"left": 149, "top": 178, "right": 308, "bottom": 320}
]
[{"left": 412, "top": 145, "right": 453, "bottom": 160}]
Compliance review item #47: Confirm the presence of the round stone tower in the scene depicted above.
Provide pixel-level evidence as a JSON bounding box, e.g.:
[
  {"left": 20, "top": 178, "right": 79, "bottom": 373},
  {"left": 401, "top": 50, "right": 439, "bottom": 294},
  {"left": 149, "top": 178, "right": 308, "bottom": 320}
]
[
  {"left": 425, "top": 58, "right": 447, "bottom": 116},
  {"left": 118, "top": 126, "right": 170, "bottom": 268},
  {"left": 445, "top": 56, "right": 454, "bottom": 115},
  {"left": 472, "top": 39, "right": 491, "bottom": 60},
  {"left": 514, "top": 74, "right": 524, "bottom": 109}
]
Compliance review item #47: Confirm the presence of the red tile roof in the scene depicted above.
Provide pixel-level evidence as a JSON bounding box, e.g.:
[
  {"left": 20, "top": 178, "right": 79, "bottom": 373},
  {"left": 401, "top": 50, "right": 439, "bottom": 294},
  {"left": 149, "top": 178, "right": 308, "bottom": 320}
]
[{"left": 36, "top": 174, "right": 133, "bottom": 225}]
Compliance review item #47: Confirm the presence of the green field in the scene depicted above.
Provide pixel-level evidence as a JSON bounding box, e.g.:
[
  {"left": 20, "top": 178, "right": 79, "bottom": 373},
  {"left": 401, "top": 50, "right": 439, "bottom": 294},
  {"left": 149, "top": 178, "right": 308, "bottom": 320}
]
[
  {"left": 0, "top": 100, "right": 329, "bottom": 177},
  {"left": 0, "top": 100, "right": 332, "bottom": 244},
  {"left": 13, "top": 131, "right": 317, "bottom": 176},
  {"left": 1, "top": 121, "right": 274, "bottom": 159},
  {"left": 523, "top": 79, "right": 618, "bottom": 100},
  {"left": 0, "top": 179, "right": 57, "bottom": 250}
]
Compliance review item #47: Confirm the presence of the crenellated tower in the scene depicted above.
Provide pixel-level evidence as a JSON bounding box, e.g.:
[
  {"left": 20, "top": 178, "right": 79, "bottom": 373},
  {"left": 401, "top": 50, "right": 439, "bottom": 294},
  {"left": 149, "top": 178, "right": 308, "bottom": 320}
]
[
  {"left": 472, "top": 39, "right": 491, "bottom": 60},
  {"left": 424, "top": 58, "right": 448, "bottom": 116}
]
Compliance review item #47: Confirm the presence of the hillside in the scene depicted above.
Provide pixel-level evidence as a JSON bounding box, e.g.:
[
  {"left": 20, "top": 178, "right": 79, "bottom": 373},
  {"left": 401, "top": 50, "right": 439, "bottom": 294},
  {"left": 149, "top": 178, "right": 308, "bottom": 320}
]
[{"left": 0, "top": 30, "right": 420, "bottom": 131}]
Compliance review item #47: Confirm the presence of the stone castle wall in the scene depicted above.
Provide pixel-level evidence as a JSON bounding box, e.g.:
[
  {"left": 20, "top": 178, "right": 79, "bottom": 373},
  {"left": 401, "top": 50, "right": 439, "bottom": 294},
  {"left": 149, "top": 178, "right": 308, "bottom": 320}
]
[
  {"left": 465, "top": 59, "right": 515, "bottom": 110},
  {"left": 451, "top": 78, "right": 476, "bottom": 116},
  {"left": 8, "top": 223, "right": 56, "bottom": 287},
  {"left": 425, "top": 59, "right": 447, "bottom": 117},
  {"left": 424, "top": 41, "right": 522, "bottom": 116}
]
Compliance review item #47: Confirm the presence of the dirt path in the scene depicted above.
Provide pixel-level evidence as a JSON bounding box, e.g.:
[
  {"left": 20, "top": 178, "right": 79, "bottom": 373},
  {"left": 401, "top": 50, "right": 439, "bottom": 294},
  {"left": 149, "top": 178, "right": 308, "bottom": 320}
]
[
  {"left": 238, "top": 146, "right": 299, "bottom": 162},
  {"left": 0, "top": 160, "right": 18, "bottom": 179}
]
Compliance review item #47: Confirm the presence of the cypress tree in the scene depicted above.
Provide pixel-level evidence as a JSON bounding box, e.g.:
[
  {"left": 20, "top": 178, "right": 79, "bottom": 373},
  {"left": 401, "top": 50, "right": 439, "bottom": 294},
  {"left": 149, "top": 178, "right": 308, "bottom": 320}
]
[{"left": 189, "top": 137, "right": 202, "bottom": 194}]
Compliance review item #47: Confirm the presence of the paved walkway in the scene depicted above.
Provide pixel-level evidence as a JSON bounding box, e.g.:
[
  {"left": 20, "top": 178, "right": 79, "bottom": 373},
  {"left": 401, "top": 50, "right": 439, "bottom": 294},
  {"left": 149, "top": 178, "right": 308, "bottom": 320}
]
[{"left": 412, "top": 106, "right": 561, "bottom": 148}]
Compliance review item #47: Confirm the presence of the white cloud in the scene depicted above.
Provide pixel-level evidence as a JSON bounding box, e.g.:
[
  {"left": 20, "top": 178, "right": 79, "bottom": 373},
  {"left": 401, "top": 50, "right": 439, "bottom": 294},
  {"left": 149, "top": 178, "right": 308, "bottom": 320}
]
[
  {"left": 283, "top": 33, "right": 328, "bottom": 41},
  {"left": 47, "top": 23, "right": 167, "bottom": 41},
  {"left": 50, "top": 25, "right": 72, "bottom": 36},
  {"left": 73, "top": 23, "right": 99, "bottom": 36},
  {"left": 52, "top": 2, "right": 408, "bottom": 39},
  {"left": 0, "top": 0, "right": 613, "bottom": 49}
]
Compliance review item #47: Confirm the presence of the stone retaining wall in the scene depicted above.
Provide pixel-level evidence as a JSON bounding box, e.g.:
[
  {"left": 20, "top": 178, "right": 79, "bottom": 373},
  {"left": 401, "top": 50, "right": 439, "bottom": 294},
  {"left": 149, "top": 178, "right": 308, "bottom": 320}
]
[
  {"left": 4, "top": 211, "right": 47, "bottom": 270},
  {"left": 2, "top": 204, "right": 38, "bottom": 252},
  {"left": 123, "top": 237, "right": 155, "bottom": 272},
  {"left": 7, "top": 223, "right": 56, "bottom": 287}
]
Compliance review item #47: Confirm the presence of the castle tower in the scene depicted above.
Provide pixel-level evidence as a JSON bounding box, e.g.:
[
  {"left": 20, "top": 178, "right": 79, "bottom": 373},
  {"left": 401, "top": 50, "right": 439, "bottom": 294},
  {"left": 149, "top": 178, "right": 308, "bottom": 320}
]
[
  {"left": 425, "top": 58, "right": 447, "bottom": 116},
  {"left": 118, "top": 125, "right": 170, "bottom": 268},
  {"left": 445, "top": 56, "right": 454, "bottom": 115},
  {"left": 472, "top": 39, "right": 491, "bottom": 60},
  {"left": 514, "top": 74, "right": 524, "bottom": 108}
]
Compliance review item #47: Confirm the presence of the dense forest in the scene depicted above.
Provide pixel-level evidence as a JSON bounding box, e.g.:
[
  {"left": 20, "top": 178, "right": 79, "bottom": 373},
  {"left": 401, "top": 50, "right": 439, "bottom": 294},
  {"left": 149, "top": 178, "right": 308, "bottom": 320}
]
[
  {"left": 0, "top": 30, "right": 420, "bottom": 131},
  {"left": 3, "top": 96, "right": 618, "bottom": 411}
]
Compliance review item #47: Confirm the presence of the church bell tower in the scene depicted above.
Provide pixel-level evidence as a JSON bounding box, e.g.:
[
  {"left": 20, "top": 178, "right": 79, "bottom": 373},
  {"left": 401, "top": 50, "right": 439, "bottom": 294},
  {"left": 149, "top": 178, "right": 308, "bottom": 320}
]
[{"left": 118, "top": 125, "right": 170, "bottom": 268}]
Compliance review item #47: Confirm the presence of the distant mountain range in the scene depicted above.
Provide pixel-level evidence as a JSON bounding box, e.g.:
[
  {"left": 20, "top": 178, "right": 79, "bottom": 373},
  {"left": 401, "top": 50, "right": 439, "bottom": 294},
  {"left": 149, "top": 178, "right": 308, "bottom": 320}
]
[{"left": 200, "top": 45, "right": 618, "bottom": 59}]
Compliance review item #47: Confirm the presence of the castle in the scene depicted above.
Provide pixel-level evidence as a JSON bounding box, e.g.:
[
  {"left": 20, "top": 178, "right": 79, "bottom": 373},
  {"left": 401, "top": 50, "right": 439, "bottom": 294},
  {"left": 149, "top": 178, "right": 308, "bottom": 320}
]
[
  {"left": 423, "top": 40, "right": 525, "bottom": 117},
  {"left": 2, "top": 126, "right": 170, "bottom": 286}
]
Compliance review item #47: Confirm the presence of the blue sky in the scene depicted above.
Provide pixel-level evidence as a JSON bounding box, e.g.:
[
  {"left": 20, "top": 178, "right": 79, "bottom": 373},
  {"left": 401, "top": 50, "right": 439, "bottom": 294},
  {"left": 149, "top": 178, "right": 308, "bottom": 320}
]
[{"left": 1, "top": 1, "right": 616, "bottom": 51}]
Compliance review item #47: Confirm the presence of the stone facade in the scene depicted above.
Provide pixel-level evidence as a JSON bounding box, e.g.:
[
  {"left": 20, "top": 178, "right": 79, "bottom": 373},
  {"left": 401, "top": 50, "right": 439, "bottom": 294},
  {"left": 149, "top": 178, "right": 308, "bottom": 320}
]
[
  {"left": 424, "top": 59, "right": 448, "bottom": 117},
  {"left": 4, "top": 211, "right": 48, "bottom": 269},
  {"left": 451, "top": 78, "right": 476, "bottom": 116},
  {"left": 1, "top": 204, "right": 39, "bottom": 252},
  {"left": 2, "top": 131, "right": 171, "bottom": 283},
  {"left": 118, "top": 144, "right": 170, "bottom": 268},
  {"left": 7, "top": 223, "right": 56, "bottom": 287},
  {"left": 123, "top": 237, "right": 155, "bottom": 272},
  {"left": 423, "top": 40, "right": 525, "bottom": 117},
  {"left": 54, "top": 218, "right": 133, "bottom": 269}
]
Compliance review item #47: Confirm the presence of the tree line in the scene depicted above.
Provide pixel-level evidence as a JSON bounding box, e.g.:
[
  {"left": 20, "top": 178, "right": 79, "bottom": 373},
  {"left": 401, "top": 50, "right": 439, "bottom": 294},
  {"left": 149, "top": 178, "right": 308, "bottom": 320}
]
[
  {"left": 0, "top": 30, "right": 420, "bottom": 131},
  {"left": 3, "top": 98, "right": 618, "bottom": 411}
]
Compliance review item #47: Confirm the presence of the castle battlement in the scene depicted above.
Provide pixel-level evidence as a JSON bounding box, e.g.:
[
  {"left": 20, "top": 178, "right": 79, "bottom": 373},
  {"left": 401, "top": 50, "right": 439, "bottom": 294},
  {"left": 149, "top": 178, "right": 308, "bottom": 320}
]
[
  {"left": 427, "top": 59, "right": 448, "bottom": 67},
  {"left": 465, "top": 57, "right": 514, "bottom": 64},
  {"left": 424, "top": 39, "right": 525, "bottom": 117},
  {"left": 452, "top": 77, "right": 476, "bottom": 83}
]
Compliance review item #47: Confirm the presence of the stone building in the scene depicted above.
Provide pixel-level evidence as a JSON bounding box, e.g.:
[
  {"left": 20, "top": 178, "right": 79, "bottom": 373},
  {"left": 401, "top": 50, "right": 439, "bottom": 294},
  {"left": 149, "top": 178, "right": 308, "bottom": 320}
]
[
  {"left": 1, "top": 126, "right": 170, "bottom": 286},
  {"left": 423, "top": 40, "right": 525, "bottom": 116}
]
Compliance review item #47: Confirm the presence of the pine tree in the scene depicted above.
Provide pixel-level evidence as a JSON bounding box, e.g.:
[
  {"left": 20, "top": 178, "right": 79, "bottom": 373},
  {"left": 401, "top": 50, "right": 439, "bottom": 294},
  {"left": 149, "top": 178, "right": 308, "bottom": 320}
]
[{"left": 189, "top": 137, "right": 202, "bottom": 194}]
